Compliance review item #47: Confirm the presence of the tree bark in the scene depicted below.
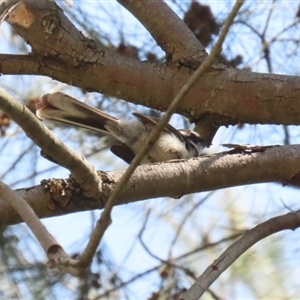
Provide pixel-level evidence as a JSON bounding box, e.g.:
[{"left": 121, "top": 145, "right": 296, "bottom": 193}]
[
  {"left": 0, "top": 1, "right": 299, "bottom": 131},
  {"left": 1, "top": 144, "right": 300, "bottom": 227}
]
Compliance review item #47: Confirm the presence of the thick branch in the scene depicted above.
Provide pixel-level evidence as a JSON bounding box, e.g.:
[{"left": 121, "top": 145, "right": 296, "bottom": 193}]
[
  {"left": 1, "top": 54, "right": 300, "bottom": 129},
  {"left": 1, "top": 144, "right": 300, "bottom": 227},
  {"left": 0, "top": 2, "right": 299, "bottom": 131},
  {"left": 117, "top": 0, "right": 206, "bottom": 64}
]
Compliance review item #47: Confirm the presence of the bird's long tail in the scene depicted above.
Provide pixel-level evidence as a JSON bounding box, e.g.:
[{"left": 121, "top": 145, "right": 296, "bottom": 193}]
[{"left": 36, "top": 92, "right": 118, "bottom": 134}]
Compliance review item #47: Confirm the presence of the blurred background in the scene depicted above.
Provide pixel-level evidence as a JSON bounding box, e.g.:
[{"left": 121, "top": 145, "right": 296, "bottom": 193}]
[{"left": 1, "top": 1, "right": 300, "bottom": 299}]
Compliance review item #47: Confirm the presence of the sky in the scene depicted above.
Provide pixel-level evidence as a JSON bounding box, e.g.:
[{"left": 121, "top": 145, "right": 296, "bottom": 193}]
[{"left": 1, "top": 1, "right": 300, "bottom": 299}]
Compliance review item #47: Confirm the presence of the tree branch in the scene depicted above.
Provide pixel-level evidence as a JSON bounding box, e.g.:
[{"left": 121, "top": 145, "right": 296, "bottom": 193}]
[
  {"left": 0, "top": 180, "right": 83, "bottom": 276},
  {"left": 0, "top": 0, "right": 19, "bottom": 23},
  {"left": 0, "top": 2, "right": 299, "bottom": 131},
  {"left": 117, "top": 0, "right": 206, "bottom": 65},
  {"left": 0, "top": 88, "right": 101, "bottom": 197},
  {"left": 0, "top": 55, "right": 299, "bottom": 132},
  {"left": 77, "top": 0, "right": 242, "bottom": 264},
  {"left": 0, "top": 180, "right": 58, "bottom": 252},
  {"left": 180, "top": 209, "right": 300, "bottom": 299},
  {"left": 1, "top": 144, "right": 300, "bottom": 227}
]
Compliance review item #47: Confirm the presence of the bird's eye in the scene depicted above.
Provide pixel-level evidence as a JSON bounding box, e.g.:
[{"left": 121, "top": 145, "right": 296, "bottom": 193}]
[{"left": 190, "top": 132, "right": 204, "bottom": 144}]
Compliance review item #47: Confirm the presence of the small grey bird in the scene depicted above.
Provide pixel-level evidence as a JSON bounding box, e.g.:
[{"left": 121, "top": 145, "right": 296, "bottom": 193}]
[{"left": 36, "top": 92, "right": 204, "bottom": 164}]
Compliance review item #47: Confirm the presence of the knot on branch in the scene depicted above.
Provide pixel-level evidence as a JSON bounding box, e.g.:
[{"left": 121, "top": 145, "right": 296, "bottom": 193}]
[{"left": 41, "top": 12, "right": 60, "bottom": 34}]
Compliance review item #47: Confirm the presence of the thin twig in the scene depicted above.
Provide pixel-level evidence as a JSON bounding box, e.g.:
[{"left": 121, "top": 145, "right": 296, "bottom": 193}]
[
  {"left": 138, "top": 209, "right": 165, "bottom": 262},
  {"left": 0, "top": 181, "right": 57, "bottom": 252},
  {"left": 180, "top": 209, "right": 300, "bottom": 299},
  {"left": 0, "top": 180, "right": 84, "bottom": 276},
  {"left": 68, "top": 0, "right": 244, "bottom": 268},
  {"left": 168, "top": 192, "right": 214, "bottom": 258},
  {"left": 0, "top": 0, "right": 19, "bottom": 24},
  {"left": 96, "top": 233, "right": 242, "bottom": 298},
  {"left": 0, "top": 88, "right": 101, "bottom": 197},
  {"left": 0, "top": 142, "right": 35, "bottom": 180}
]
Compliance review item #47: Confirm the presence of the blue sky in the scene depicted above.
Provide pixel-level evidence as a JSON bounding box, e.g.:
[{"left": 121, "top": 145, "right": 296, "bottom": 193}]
[{"left": 1, "top": 1, "right": 300, "bottom": 299}]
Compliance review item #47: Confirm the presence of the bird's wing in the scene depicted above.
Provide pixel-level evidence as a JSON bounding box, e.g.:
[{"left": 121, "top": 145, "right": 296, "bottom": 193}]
[
  {"left": 131, "top": 112, "right": 185, "bottom": 142},
  {"left": 110, "top": 144, "right": 135, "bottom": 164}
]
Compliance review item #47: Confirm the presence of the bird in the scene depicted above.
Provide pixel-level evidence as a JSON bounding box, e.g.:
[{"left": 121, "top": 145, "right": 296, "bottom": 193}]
[{"left": 36, "top": 92, "right": 205, "bottom": 164}]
